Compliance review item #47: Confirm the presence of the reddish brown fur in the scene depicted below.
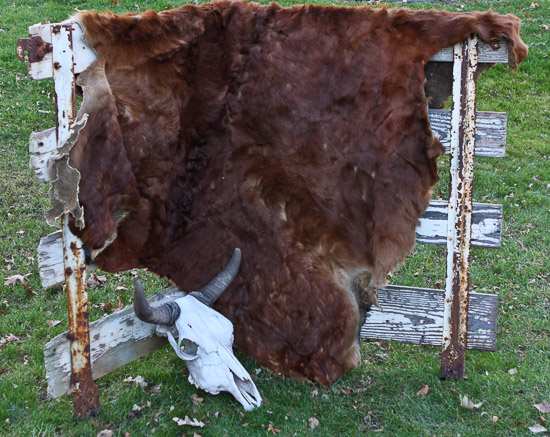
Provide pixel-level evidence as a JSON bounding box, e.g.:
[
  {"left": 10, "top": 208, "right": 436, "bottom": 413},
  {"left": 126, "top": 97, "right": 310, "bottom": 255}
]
[{"left": 70, "top": 1, "right": 527, "bottom": 384}]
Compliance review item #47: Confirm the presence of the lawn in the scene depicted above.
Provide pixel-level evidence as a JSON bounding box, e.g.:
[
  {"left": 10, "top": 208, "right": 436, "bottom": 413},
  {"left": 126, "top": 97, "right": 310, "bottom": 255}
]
[{"left": 0, "top": 0, "right": 548, "bottom": 435}]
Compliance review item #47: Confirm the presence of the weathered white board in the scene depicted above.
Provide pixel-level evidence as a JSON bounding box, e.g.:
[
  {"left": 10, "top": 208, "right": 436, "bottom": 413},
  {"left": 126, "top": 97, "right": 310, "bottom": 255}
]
[
  {"left": 36, "top": 199, "right": 503, "bottom": 289},
  {"left": 45, "top": 282, "right": 498, "bottom": 399},
  {"left": 22, "top": 22, "right": 97, "bottom": 80},
  {"left": 21, "top": 21, "right": 507, "bottom": 80},
  {"left": 360, "top": 285, "right": 498, "bottom": 351},
  {"left": 38, "top": 230, "right": 97, "bottom": 289},
  {"left": 37, "top": 230, "right": 64, "bottom": 289},
  {"left": 29, "top": 127, "right": 56, "bottom": 182},
  {"left": 430, "top": 40, "right": 508, "bottom": 63},
  {"left": 44, "top": 287, "right": 183, "bottom": 399},
  {"left": 26, "top": 110, "right": 507, "bottom": 184},
  {"left": 417, "top": 200, "right": 502, "bottom": 248},
  {"left": 429, "top": 110, "right": 507, "bottom": 158}
]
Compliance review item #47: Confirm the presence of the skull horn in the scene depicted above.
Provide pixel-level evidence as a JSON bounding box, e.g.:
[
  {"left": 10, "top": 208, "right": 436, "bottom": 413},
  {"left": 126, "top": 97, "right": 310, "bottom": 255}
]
[
  {"left": 133, "top": 248, "right": 241, "bottom": 325},
  {"left": 190, "top": 248, "right": 241, "bottom": 306},
  {"left": 134, "top": 280, "right": 181, "bottom": 325}
]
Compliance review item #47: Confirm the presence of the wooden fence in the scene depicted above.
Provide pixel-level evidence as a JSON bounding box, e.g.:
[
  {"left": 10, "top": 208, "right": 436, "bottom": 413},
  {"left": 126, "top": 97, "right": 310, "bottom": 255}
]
[{"left": 18, "top": 22, "right": 509, "bottom": 418}]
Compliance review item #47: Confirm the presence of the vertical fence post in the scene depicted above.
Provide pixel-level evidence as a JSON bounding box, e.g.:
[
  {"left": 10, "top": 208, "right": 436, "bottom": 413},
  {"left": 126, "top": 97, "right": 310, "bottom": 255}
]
[
  {"left": 51, "top": 23, "right": 100, "bottom": 418},
  {"left": 440, "top": 35, "right": 478, "bottom": 379}
]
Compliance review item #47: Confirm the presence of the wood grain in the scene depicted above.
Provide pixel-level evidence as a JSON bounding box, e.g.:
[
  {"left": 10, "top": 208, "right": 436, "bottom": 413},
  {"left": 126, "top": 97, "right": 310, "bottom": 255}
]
[{"left": 361, "top": 285, "right": 498, "bottom": 351}]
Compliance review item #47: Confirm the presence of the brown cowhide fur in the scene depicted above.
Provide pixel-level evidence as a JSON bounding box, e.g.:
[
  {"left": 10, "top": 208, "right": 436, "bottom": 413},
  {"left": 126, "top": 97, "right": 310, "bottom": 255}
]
[{"left": 69, "top": 1, "right": 527, "bottom": 384}]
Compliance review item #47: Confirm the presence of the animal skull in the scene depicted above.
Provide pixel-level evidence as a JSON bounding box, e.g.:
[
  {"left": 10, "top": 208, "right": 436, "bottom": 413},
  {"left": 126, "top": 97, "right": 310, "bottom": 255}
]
[
  {"left": 133, "top": 248, "right": 262, "bottom": 411},
  {"left": 156, "top": 295, "right": 262, "bottom": 411}
]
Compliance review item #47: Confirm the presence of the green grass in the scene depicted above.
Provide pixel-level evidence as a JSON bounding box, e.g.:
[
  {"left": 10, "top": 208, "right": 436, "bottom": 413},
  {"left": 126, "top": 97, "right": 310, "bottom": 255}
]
[{"left": 1, "top": 0, "right": 549, "bottom": 435}]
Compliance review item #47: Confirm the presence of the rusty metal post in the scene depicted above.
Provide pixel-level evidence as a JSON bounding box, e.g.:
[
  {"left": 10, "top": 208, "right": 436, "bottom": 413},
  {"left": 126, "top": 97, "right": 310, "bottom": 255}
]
[
  {"left": 51, "top": 23, "right": 100, "bottom": 418},
  {"left": 440, "top": 35, "right": 478, "bottom": 379}
]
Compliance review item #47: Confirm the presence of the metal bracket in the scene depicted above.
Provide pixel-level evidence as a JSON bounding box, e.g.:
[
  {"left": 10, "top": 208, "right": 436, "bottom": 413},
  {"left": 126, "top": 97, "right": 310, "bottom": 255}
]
[{"left": 17, "top": 36, "right": 52, "bottom": 63}]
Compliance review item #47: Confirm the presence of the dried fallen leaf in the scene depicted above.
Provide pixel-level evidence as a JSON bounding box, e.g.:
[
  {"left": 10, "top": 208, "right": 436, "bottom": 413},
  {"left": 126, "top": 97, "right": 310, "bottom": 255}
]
[
  {"left": 190, "top": 393, "right": 204, "bottom": 405},
  {"left": 534, "top": 401, "right": 550, "bottom": 414},
  {"left": 46, "top": 320, "right": 61, "bottom": 328},
  {"left": 542, "top": 24, "right": 550, "bottom": 30},
  {"left": 172, "top": 416, "right": 205, "bottom": 428},
  {"left": 374, "top": 353, "right": 389, "bottom": 362},
  {"left": 113, "top": 295, "right": 124, "bottom": 312},
  {"left": 147, "top": 383, "right": 162, "bottom": 394},
  {"left": 267, "top": 423, "right": 282, "bottom": 434},
  {"left": 123, "top": 375, "right": 147, "bottom": 387},
  {"left": 460, "top": 395, "right": 484, "bottom": 410},
  {"left": 374, "top": 340, "right": 390, "bottom": 350},
  {"left": 508, "top": 368, "right": 518, "bottom": 375},
  {"left": 4, "top": 275, "right": 26, "bottom": 287},
  {"left": 115, "top": 285, "right": 128, "bottom": 292},
  {"left": 4, "top": 274, "right": 37, "bottom": 295},
  {"left": 87, "top": 276, "right": 99, "bottom": 289},
  {"left": 529, "top": 424, "right": 547, "bottom": 434},
  {"left": 308, "top": 417, "right": 320, "bottom": 430},
  {"left": 416, "top": 384, "right": 429, "bottom": 397},
  {"left": 96, "top": 275, "right": 108, "bottom": 283},
  {"left": 97, "top": 430, "right": 114, "bottom": 437},
  {"left": 0, "top": 334, "right": 22, "bottom": 348}
]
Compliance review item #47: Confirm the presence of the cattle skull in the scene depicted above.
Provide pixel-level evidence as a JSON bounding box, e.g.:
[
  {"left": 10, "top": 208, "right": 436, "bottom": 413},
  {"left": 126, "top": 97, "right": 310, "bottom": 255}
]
[{"left": 133, "top": 249, "right": 262, "bottom": 411}]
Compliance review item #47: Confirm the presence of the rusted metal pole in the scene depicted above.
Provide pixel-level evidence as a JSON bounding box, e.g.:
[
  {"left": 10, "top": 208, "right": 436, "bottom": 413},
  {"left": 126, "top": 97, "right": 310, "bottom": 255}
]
[
  {"left": 51, "top": 23, "right": 100, "bottom": 418},
  {"left": 440, "top": 35, "right": 478, "bottom": 379}
]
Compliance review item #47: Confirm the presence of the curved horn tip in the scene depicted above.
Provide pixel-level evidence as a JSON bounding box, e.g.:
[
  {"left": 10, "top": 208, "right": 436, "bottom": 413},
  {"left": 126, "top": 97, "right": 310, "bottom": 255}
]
[
  {"left": 192, "top": 248, "right": 242, "bottom": 306},
  {"left": 133, "top": 279, "right": 151, "bottom": 320},
  {"left": 232, "top": 247, "right": 242, "bottom": 265}
]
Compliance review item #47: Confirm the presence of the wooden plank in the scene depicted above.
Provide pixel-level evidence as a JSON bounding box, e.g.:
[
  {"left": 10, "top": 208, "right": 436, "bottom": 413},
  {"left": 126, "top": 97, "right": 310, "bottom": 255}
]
[
  {"left": 38, "top": 231, "right": 96, "bottom": 290},
  {"left": 37, "top": 231, "right": 64, "bottom": 289},
  {"left": 417, "top": 200, "right": 502, "bottom": 248},
  {"left": 29, "top": 127, "right": 57, "bottom": 182},
  {"left": 27, "top": 110, "right": 505, "bottom": 186},
  {"left": 25, "top": 23, "right": 53, "bottom": 81},
  {"left": 35, "top": 199, "right": 502, "bottom": 290},
  {"left": 429, "top": 110, "right": 507, "bottom": 158},
  {"left": 44, "top": 287, "right": 182, "bottom": 399},
  {"left": 360, "top": 285, "right": 498, "bottom": 351},
  {"left": 22, "top": 21, "right": 507, "bottom": 79},
  {"left": 46, "top": 282, "right": 498, "bottom": 399},
  {"left": 430, "top": 40, "right": 508, "bottom": 63},
  {"left": 26, "top": 110, "right": 505, "bottom": 188},
  {"left": 25, "top": 22, "right": 97, "bottom": 80}
]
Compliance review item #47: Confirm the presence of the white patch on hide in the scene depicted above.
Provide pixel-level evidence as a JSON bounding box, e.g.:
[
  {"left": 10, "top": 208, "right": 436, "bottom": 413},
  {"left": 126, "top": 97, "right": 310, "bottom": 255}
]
[{"left": 155, "top": 295, "right": 262, "bottom": 411}]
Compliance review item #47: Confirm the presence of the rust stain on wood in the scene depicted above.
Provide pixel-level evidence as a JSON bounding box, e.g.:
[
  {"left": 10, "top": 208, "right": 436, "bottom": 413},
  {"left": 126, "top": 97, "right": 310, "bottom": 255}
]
[{"left": 16, "top": 36, "right": 52, "bottom": 63}]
